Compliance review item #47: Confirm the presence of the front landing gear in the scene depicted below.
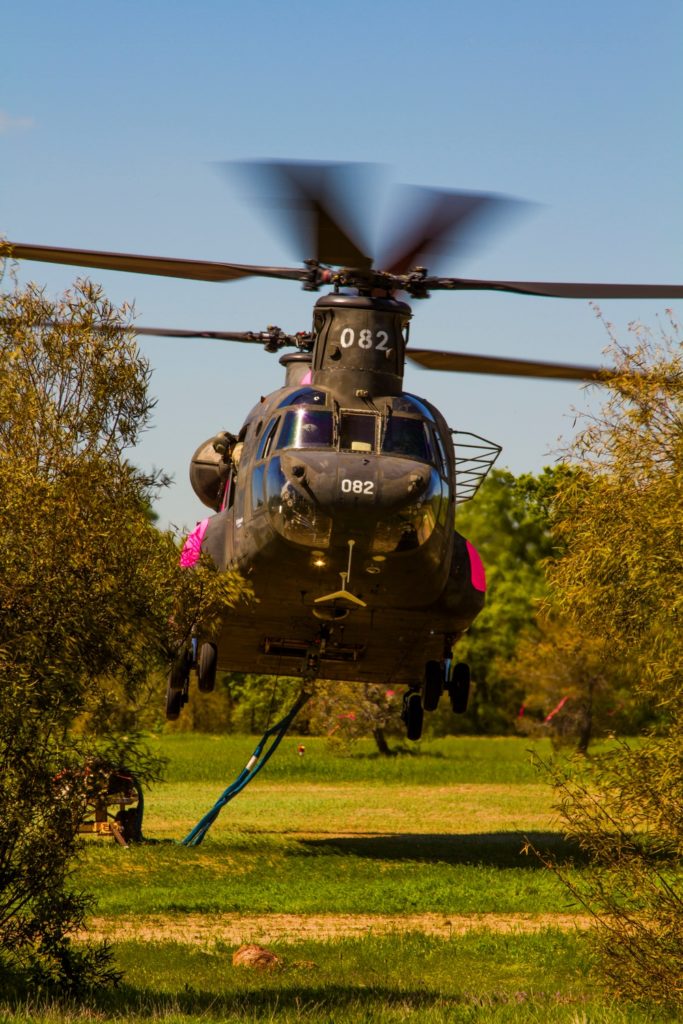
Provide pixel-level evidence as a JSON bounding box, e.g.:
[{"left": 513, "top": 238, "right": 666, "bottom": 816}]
[
  {"left": 401, "top": 688, "right": 424, "bottom": 741},
  {"left": 423, "top": 660, "right": 443, "bottom": 712}
]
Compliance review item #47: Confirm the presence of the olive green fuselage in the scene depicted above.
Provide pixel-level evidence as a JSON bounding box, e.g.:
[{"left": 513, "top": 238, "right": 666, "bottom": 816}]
[{"left": 194, "top": 293, "right": 486, "bottom": 685}]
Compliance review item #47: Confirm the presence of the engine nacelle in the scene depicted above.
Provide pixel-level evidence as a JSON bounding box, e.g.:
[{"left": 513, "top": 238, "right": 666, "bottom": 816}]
[{"left": 189, "top": 432, "right": 235, "bottom": 510}]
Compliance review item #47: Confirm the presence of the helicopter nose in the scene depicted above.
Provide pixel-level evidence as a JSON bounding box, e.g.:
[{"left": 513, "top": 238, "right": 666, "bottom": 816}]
[{"left": 278, "top": 451, "right": 433, "bottom": 513}]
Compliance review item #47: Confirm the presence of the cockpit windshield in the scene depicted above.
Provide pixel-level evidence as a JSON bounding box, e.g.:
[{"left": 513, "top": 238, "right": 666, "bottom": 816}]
[
  {"left": 266, "top": 402, "right": 443, "bottom": 469},
  {"left": 277, "top": 408, "right": 334, "bottom": 450},
  {"left": 393, "top": 394, "right": 435, "bottom": 421},
  {"left": 339, "top": 412, "right": 376, "bottom": 452},
  {"left": 381, "top": 416, "right": 432, "bottom": 461}
]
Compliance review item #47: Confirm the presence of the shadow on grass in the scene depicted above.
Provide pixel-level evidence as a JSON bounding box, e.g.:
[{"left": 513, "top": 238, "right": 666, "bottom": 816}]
[
  {"left": 300, "top": 831, "right": 587, "bottom": 868},
  {"left": 346, "top": 748, "right": 450, "bottom": 760},
  {"left": 81, "top": 982, "right": 552, "bottom": 1018}
]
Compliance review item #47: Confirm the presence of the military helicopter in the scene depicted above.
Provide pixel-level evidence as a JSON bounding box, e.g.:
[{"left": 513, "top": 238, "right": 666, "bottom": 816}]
[{"left": 5, "top": 162, "right": 683, "bottom": 739}]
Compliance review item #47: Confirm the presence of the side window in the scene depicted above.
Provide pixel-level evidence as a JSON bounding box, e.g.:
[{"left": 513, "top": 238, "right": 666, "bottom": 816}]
[
  {"left": 251, "top": 463, "right": 266, "bottom": 511},
  {"left": 256, "top": 417, "right": 280, "bottom": 461},
  {"left": 431, "top": 427, "right": 449, "bottom": 477},
  {"left": 221, "top": 465, "right": 237, "bottom": 511}
]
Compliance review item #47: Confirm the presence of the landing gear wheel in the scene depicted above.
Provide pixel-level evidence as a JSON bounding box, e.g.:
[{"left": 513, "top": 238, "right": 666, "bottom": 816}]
[
  {"left": 168, "top": 648, "right": 192, "bottom": 692},
  {"left": 165, "top": 679, "right": 185, "bottom": 721},
  {"left": 197, "top": 642, "right": 218, "bottom": 693},
  {"left": 448, "top": 662, "right": 471, "bottom": 714},
  {"left": 422, "top": 660, "right": 443, "bottom": 712},
  {"left": 402, "top": 689, "right": 424, "bottom": 742}
]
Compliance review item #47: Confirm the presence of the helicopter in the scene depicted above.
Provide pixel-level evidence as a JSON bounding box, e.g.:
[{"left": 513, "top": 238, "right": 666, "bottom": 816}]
[{"left": 5, "top": 161, "right": 683, "bottom": 740}]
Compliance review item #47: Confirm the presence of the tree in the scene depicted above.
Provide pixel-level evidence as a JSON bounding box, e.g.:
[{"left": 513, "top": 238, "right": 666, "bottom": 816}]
[
  {"left": 503, "top": 615, "right": 646, "bottom": 753},
  {"left": 308, "top": 681, "right": 404, "bottom": 754},
  {"left": 541, "top": 313, "right": 683, "bottom": 1006},
  {"left": 0, "top": 278, "right": 247, "bottom": 994},
  {"left": 452, "top": 467, "right": 563, "bottom": 732}
]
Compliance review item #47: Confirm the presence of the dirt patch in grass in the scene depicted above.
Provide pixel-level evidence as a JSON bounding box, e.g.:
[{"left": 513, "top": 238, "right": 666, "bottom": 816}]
[{"left": 82, "top": 911, "right": 592, "bottom": 945}]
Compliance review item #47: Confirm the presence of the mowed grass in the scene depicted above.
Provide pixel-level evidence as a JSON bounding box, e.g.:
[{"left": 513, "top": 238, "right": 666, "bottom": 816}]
[
  {"left": 6, "top": 735, "right": 668, "bottom": 1022},
  {"left": 79, "top": 735, "right": 572, "bottom": 918}
]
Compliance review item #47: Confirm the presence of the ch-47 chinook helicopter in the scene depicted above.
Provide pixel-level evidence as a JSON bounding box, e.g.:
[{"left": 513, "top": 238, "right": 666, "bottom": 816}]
[{"left": 6, "top": 162, "right": 683, "bottom": 740}]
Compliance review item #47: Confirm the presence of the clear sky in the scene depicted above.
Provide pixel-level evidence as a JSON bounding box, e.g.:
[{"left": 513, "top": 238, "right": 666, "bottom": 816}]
[{"left": 3, "top": 0, "right": 682, "bottom": 531}]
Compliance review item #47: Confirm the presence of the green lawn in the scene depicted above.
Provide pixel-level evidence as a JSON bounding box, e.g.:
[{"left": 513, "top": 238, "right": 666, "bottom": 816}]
[
  {"left": 80, "top": 734, "right": 574, "bottom": 918},
  {"left": 3, "top": 735, "right": 670, "bottom": 1023},
  {"left": 154, "top": 733, "right": 560, "bottom": 785}
]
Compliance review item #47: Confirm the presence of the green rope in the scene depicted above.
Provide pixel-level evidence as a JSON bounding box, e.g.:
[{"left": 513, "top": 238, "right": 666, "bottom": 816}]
[{"left": 180, "top": 690, "right": 311, "bottom": 847}]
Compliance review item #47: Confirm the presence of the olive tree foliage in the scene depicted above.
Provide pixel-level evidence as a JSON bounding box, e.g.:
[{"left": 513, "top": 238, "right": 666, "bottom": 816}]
[
  {"left": 542, "top": 313, "right": 683, "bottom": 1007},
  {"left": 307, "top": 682, "right": 404, "bottom": 754},
  {"left": 549, "top": 313, "right": 682, "bottom": 701},
  {"left": 503, "top": 616, "right": 644, "bottom": 754},
  {"left": 165, "top": 674, "right": 302, "bottom": 736},
  {"left": 0, "top": 278, "right": 247, "bottom": 995},
  {"left": 452, "top": 467, "right": 562, "bottom": 732}
]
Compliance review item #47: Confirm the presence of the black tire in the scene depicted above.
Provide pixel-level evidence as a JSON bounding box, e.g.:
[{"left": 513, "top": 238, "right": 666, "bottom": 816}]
[
  {"left": 403, "top": 690, "right": 424, "bottom": 741},
  {"left": 422, "top": 660, "right": 443, "bottom": 712},
  {"left": 168, "top": 649, "right": 192, "bottom": 692},
  {"left": 165, "top": 680, "right": 184, "bottom": 721},
  {"left": 197, "top": 642, "right": 218, "bottom": 693},
  {"left": 449, "top": 662, "right": 471, "bottom": 714}
]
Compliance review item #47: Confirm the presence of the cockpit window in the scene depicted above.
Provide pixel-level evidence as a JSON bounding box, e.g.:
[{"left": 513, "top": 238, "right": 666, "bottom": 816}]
[
  {"left": 256, "top": 417, "right": 280, "bottom": 461},
  {"left": 339, "top": 412, "right": 377, "bottom": 453},
  {"left": 277, "top": 388, "right": 326, "bottom": 407},
  {"left": 431, "top": 427, "right": 449, "bottom": 476},
  {"left": 393, "top": 394, "right": 435, "bottom": 421},
  {"left": 382, "top": 416, "right": 432, "bottom": 461},
  {"left": 277, "top": 408, "right": 334, "bottom": 450}
]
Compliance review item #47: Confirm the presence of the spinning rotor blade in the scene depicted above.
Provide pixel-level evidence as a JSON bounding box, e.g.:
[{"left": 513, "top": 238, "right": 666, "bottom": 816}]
[
  {"left": 134, "top": 327, "right": 271, "bottom": 342},
  {"left": 382, "top": 188, "right": 512, "bottom": 276},
  {"left": 132, "top": 325, "right": 311, "bottom": 349},
  {"left": 1, "top": 242, "right": 307, "bottom": 284},
  {"left": 421, "top": 275, "right": 683, "bottom": 299},
  {"left": 407, "top": 348, "right": 615, "bottom": 381},
  {"left": 225, "top": 160, "right": 376, "bottom": 270}
]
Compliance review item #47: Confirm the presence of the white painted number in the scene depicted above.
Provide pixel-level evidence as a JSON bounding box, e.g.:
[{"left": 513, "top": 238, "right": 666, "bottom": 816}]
[
  {"left": 341, "top": 479, "right": 375, "bottom": 495},
  {"left": 337, "top": 328, "right": 392, "bottom": 355}
]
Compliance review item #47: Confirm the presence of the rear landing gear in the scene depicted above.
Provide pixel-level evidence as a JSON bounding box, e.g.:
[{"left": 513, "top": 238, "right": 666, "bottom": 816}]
[
  {"left": 447, "top": 662, "right": 471, "bottom": 714},
  {"left": 168, "top": 647, "right": 193, "bottom": 693},
  {"left": 165, "top": 674, "right": 189, "bottom": 721},
  {"left": 165, "top": 640, "right": 218, "bottom": 720},
  {"left": 197, "top": 642, "right": 218, "bottom": 693}
]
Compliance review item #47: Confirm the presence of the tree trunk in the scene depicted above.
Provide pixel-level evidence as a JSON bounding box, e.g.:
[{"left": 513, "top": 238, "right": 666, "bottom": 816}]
[
  {"left": 576, "top": 715, "right": 593, "bottom": 755},
  {"left": 576, "top": 680, "right": 595, "bottom": 755},
  {"left": 372, "top": 727, "right": 393, "bottom": 756}
]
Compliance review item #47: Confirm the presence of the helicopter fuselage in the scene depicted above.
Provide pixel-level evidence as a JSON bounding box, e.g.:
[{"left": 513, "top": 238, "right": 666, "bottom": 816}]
[{"left": 190, "top": 292, "right": 486, "bottom": 686}]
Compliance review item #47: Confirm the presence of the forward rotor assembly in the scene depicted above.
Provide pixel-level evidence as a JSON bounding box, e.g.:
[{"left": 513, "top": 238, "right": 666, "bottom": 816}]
[{"left": 3, "top": 160, "right": 683, "bottom": 381}]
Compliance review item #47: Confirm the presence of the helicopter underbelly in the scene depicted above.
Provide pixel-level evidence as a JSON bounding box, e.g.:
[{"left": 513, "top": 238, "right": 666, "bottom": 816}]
[
  {"left": 238, "top": 515, "right": 450, "bottom": 609},
  {"left": 211, "top": 527, "right": 484, "bottom": 685}
]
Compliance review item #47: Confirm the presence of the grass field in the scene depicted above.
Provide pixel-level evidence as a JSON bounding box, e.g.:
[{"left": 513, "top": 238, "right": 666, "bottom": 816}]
[{"left": 2, "top": 735, "right": 673, "bottom": 1022}]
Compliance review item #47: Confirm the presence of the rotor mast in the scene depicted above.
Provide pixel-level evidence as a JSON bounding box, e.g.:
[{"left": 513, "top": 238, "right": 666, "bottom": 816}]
[{"left": 310, "top": 292, "right": 412, "bottom": 402}]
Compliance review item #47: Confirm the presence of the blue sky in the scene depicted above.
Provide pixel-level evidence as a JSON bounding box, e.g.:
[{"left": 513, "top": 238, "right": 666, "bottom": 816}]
[{"left": 3, "top": 0, "right": 682, "bottom": 530}]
